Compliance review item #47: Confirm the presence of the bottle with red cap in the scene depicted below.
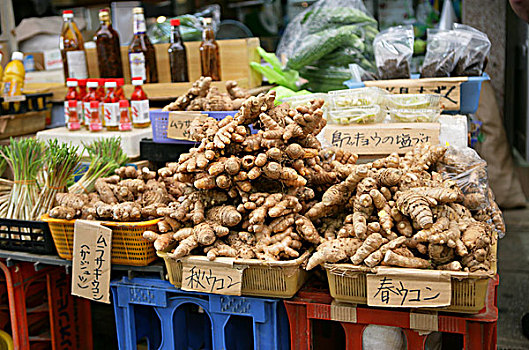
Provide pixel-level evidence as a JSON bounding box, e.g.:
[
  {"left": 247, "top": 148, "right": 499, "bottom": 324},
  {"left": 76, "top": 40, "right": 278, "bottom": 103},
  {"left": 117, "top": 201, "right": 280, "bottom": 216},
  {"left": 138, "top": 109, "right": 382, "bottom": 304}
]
[
  {"left": 77, "top": 79, "right": 87, "bottom": 125},
  {"left": 88, "top": 101, "right": 102, "bottom": 132},
  {"left": 168, "top": 18, "right": 188, "bottom": 82},
  {"left": 60, "top": 10, "right": 88, "bottom": 79},
  {"left": 103, "top": 81, "right": 119, "bottom": 131},
  {"left": 84, "top": 80, "right": 99, "bottom": 128},
  {"left": 115, "top": 78, "right": 125, "bottom": 100},
  {"left": 97, "top": 78, "right": 106, "bottom": 125},
  {"left": 67, "top": 100, "right": 80, "bottom": 131},
  {"left": 119, "top": 100, "right": 132, "bottom": 131},
  {"left": 130, "top": 77, "right": 150, "bottom": 128},
  {"left": 64, "top": 78, "right": 78, "bottom": 124}
]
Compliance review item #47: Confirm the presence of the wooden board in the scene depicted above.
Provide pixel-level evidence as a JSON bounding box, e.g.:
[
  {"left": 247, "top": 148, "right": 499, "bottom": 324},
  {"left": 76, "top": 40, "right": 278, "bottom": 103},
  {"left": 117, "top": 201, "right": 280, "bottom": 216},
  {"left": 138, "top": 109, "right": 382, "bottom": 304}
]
[{"left": 0, "top": 110, "right": 47, "bottom": 139}]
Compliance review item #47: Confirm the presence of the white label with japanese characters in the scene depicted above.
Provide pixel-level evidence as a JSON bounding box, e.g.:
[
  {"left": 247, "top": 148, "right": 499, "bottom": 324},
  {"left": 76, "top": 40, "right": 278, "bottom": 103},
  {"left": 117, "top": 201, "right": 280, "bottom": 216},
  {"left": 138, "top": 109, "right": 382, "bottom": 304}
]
[
  {"left": 71, "top": 220, "right": 112, "bottom": 303},
  {"left": 131, "top": 100, "right": 150, "bottom": 124},
  {"left": 66, "top": 50, "right": 88, "bottom": 79},
  {"left": 129, "top": 52, "right": 146, "bottom": 81},
  {"left": 366, "top": 268, "right": 451, "bottom": 308},
  {"left": 167, "top": 112, "right": 207, "bottom": 140},
  {"left": 181, "top": 257, "right": 245, "bottom": 296},
  {"left": 104, "top": 102, "right": 120, "bottom": 127}
]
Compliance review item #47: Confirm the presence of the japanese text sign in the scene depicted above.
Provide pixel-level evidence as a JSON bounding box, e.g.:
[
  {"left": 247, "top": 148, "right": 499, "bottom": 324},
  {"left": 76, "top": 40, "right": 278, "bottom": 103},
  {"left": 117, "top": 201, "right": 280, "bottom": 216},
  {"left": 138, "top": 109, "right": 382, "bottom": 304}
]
[
  {"left": 167, "top": 112, "right": 208, "bottom": 140},
  {"left": 71, "top": 220, "right": 112, "bottom": 303},
  {"left": 366, "top": 268, "right": 451, "bottom": 308},
  {"left": 364, "top": 77, "right": 467, "bottom": 110},
  {"left": 323, "top": 123, "right": 440, "bottom": 155},
  {"left": 181, "top": 256, "right": 245, "bottom": 296}
]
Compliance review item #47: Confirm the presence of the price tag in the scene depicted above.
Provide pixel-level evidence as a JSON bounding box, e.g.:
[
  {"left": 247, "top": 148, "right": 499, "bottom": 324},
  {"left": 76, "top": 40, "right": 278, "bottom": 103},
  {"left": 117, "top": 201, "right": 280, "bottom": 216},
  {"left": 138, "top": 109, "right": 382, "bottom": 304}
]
[
  {"left": 323, "top": 123, "right": 440, "bottom": 155},
  {"left": 364, "top": 77, "right": 467, "bottom": 110},
  {"left": 181, "top": 256, "right": 245, "bottom": 296},
  {"left": 367, "top": 268, "right": 451, "bottom": 308},
  {"left": 2, "top": 95, "right": 26, "bottom": 103},
  {"left": 167, "top": 111, "right": 207, "bottom": 140},
  {"left": 71, "top": 220, "right": 112, "bottom": 303}
]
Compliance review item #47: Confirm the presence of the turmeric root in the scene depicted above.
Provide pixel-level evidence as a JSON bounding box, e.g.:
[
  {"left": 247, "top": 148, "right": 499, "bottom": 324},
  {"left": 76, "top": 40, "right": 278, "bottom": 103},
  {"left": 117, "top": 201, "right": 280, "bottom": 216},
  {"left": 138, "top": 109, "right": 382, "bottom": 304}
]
[
  {"left": 306, "top": 238, "right": 362, "bottom": 270},
  {"left": 383, "top": 250, "right": 432, "bottom": 269},
  {"left": 350, "top": 233, "right": 387, "bottom": 265}
]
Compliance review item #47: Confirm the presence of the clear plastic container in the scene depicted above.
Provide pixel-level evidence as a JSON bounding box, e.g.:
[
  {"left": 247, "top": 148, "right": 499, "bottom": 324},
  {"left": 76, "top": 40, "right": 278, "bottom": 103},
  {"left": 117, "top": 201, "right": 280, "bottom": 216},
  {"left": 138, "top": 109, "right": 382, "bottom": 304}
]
[
  {"left": 328, "top": 105, "right": 384, "bottom": 125},
  {"left": 384, "top": 94, "right": 441, "bottom": 110},
  {"left": 329, "top": 87, "right": 387, "bottom": 109},
  {"left": 282, "top": 93, "right": 329, "bottom": 119},
  {"left": 388, "top": 108, "right": 440, "bottom": 123}
]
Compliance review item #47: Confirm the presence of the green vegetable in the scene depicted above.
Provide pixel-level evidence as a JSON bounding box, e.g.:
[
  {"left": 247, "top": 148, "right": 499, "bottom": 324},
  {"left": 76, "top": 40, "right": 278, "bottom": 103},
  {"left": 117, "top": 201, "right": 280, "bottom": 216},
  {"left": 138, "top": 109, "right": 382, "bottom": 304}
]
[
  {"left": 270, "top": 86, "right": 311, "bottom": 105},
  {"left": 250, "top": 48, "right": 300, "bottom": 91},
  {"left": 303, "top": 7, "right": 377, "bottom": 33}
]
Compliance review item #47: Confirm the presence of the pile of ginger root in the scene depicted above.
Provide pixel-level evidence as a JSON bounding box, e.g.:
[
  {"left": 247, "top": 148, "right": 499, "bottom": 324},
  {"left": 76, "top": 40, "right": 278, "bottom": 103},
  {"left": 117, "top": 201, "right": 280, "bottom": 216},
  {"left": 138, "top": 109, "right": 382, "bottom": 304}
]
[
  {"left": 306, "top": 144, "right": 504, "bottom": 273},
  {"left": 143, "top": 90, "right": 362, "bottom": 261},
  {"left": 162, "top": 77, "right": 251, "bottom": 112},
  {"left": 48, "top": 165, "right": 175, "bottom": 222}
]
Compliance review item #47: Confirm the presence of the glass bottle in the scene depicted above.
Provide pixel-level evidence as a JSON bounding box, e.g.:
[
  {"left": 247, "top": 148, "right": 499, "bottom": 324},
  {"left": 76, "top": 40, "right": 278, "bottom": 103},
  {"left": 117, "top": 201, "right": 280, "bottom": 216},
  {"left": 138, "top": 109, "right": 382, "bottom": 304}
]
[
  {"left": 119, "top": 100, "right": 132, "bottom": 131},
  {"left": 168, "top": 19, "right": 189, "bottom": 82},
  {"left": 84, "top": 80, "right": 99, "bottom": 129},
  {"left": 199, "top": 18, "right": 221, "bottom": 81},
  {"left": 128, "top": 7, "right": 158, "bottom": 83},
  {"left": 89, "top": 101, "right": 102, "bottom": 132},
  {"left": 60, "top": 10, "right": 88, "bottom": 80},
  {"left": 130, "top": 77, "right": 150, "bottom": 128},
  {"left": 67, "top": 100, "right": 80, "bottom": 131},
  {"left": 116, "top": 78, "right": 125, "bottom": 100},
  {"left": 64, "top": 78, "right": 78, "bottom": 124},
  {"left": 103, "top": 81, "right": 119, "bottom": 131},
  {"left": 95, "top": 9, "right": 123, "bottom": 78}
]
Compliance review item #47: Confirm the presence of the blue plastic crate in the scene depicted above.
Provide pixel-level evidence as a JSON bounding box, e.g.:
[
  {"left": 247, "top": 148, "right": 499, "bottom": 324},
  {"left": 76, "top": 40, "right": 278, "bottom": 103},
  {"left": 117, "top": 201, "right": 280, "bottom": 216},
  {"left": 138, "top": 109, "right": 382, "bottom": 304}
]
[
  {"left": 150, "top": 110, "right": 239, "bottom": 144},
  {"left": 111, "top": 277, "right": 290, "bottom": 350},
  {"left": 343, "top": 73, "right": 489, "bottom": 114}
]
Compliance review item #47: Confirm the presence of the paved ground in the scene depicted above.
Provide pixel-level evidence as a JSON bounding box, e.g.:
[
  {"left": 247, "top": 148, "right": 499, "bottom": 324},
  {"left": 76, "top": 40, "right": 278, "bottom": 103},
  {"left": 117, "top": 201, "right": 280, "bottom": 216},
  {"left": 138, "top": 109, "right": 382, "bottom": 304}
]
[{"left": 497, "top": 206, "right": 529, "bottom": 349}]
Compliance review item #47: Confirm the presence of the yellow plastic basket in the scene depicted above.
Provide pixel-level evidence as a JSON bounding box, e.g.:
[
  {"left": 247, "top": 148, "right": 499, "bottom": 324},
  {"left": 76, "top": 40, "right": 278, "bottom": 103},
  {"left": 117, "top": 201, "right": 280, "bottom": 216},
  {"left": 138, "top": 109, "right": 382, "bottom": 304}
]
[
  {"left": 42, "top": 214, "right": 159, "bottom": 266},
  {"left": 324, "top": 244, "right": 497, "bottom": 314},
  {"left": 157, "top": 251, "right": 310, "bottom": 298}
]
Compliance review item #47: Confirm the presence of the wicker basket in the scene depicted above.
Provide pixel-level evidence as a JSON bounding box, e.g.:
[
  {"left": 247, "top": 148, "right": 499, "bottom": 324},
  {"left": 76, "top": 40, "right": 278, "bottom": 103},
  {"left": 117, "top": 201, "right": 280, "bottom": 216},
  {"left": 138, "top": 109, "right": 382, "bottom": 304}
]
[
  {"left": 157, "top": 251, "right": 310, "bottom": 298},
  {"left": 42, "top": 214, "right": 159, "bottom": 266}
]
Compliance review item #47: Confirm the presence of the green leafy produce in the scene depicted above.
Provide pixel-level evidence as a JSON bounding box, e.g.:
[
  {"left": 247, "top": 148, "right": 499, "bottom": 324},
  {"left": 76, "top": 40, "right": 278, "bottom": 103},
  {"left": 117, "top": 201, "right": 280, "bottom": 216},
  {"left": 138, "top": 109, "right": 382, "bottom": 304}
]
[
  {"left": 302, "top": 7, "right": 377, "bottom": 33},
  {"left": 270, "top": 86, "right": 311, "bottom": 105},
  {"left": 250, "top": 47, "right": 300, "bottom": 91}
]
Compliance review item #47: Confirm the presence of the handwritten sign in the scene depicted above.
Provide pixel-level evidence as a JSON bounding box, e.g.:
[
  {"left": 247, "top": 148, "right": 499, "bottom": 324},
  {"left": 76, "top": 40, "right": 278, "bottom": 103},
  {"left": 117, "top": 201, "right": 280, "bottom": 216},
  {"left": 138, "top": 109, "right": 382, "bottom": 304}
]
[
  {"left": 71, "top": 220, "right": 112, "bottom": 303},
  {"left": 181, "top": 257, "right": 245, "bottom": 295},
  {"left": 364, "top": 77, "right": 467, "bottom": 110},
  {"left": 167, "top": 111, "right": 207, "bottom": 140},
  {"left": 323, "top": 123, "right": 440, "bottom": 155},
  {"left": 367, "top": 268, "right": 451, "bottom": 308}
]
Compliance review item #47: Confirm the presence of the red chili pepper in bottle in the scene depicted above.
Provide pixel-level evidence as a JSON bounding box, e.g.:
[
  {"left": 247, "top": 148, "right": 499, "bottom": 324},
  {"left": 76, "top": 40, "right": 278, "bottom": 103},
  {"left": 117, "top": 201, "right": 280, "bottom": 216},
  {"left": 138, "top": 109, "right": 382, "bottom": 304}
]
[
  {"left": 84, "top": 80, "right": 99, "bottom": 129},
  {"left": 64, "top": 78, "right": 78, "bottom": 124},
  {"left": 77, "top": 79, "right": 87, "bottom": 100},
  {"left": 89, "top": 100, "right": 102, "bottom": 132},
  {"left": 130, "top": 77, "right": 150, "bottom": 128},
  {"left": 116, "top": 78, "right": 125, "bottom": 100},
  {"left": 104, "top": 81, "right": 119, "bottom": 131},
  {"left": 67, "top": 100, "right": 80, "bottom": 131},
  {"left": 119, "top": 100, "right": 132, "bottom": 131},
  {"left": 96, "top": 78, "right": 106, "bottom": 99}
]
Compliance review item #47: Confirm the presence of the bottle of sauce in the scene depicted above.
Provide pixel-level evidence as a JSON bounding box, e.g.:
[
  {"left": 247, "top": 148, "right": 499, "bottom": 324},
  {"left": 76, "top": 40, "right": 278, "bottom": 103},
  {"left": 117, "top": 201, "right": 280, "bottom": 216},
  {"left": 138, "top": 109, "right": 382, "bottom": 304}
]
[
  {"left": 77, "top": 79, "right": 87, "bottom": 126},
  {"left": 116, "top": 78, "right": 125, "bottom": 100},
  {"left": 119, "top": 100, "right": 132, "bottom": 131},
  {"left": 67, "top": 100, "right": 80, "bottom": 131},
  {"left": 60, "top": 10, "right": 88, "bottom": 80},
  {"left": 95, "top": 9, "right": 123, "bottom": 79},
  {"left": 89, "top": 101, "right": 102, "bottom": 132},
  {"left": 128, "top": 7, "right": 158, "bottom": 83},
  {"left": 64, "top": 78, "right": 78, "bottom": 124},
  {"left": 103, "top": 81, "right": 119, "bottom": 131},
  {"left": 84, "top": 80, "right": 99, "bottom": 128},
  {"left": 2, "top": 52, "right": 25, "bottom": 111},
  {"left": 168, "top": 19, "right": 189, "bottom": 82},
  {"left": 199, "top": 18, "right": 221, "bottom": 81},
  {"left": 130, "top": 77, "right": 150, "bottom": 128}
]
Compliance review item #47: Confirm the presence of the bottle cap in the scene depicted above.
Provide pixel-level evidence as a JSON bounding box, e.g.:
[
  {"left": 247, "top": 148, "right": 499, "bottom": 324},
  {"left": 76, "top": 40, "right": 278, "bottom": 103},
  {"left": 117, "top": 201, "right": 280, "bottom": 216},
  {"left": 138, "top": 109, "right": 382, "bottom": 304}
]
[
  {"left": 68, "top": 100, "right": 77, "bottom": 107},
  {"left": 66, "top": 79, "right": 78, "bottom": 87},
  {"left": 99, "top": 9, "right": 110, "bottom": 21},
  {"left": 78, "top": 79, "right": 87, "bottom": 87},
  {"left": 98, "top": 78, "right": 106, "bottom": 86},
  {"left": 99, "top": 8, "right": 109, "bottom": 13},
  {"left": 132, "top": 77, "right": 144, "bottom": 86},
  {"left": 87, "top": 81, "right": 98, "bottom": 88},
  {"left": 62, "top": 10, "right": 74, "bottom": 18},
  {"left": 105, "top": 81, "right": 117, "bottom": 88},
  {"left": 170, "top": 19, "right": 180, "bottom": 26},
  {"left": 11, "top": 52, "right": 23, "bottom": 61},
  {"left": 90, "top": 101, "right": 99, "bottom": 108},
  {"left": 119, "top": 100, "right": 129, "bottom": 108},
  {"left": 133, "top": 7, "right": 144, "bottom": 14}
]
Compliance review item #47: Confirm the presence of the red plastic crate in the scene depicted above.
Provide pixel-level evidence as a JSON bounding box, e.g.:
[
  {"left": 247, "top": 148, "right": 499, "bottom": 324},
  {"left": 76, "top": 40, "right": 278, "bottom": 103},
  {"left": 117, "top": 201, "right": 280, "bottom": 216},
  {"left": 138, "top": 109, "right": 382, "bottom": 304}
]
[
  {"left": 284, "top": 275, "right": 498, "bottom": 350},
  {"left": 0, "top": 260, "right": 93, "bottom": 350}
]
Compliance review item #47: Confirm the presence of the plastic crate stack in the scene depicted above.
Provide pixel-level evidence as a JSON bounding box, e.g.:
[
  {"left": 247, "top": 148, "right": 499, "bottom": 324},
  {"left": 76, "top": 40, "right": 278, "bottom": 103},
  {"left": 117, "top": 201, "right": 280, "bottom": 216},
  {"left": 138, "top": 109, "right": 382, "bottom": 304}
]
[{"left": 0, "top": 260, "right": 93, "bottom": 350}]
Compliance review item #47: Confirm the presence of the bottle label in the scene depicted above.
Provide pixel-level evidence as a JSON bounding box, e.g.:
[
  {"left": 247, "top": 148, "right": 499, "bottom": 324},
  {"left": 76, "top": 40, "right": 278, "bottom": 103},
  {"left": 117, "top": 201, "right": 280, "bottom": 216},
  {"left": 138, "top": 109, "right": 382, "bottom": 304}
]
[
  {"left": 131, "top": 99, "right": 150, "bottom": 124},
  {"left": 120, "top": 122, "right": 132, "bottom": 131},
  {"left": 133, "top": 14, "right": 146, "bottom": 34},
  {"left": 89, "top": 107, "right": 102, "bottom": 132},
  {"left": 129, "top": 52, "right": 146, "bottom": 81},
  {"left": 83, "top": 101, "right": 91, "bottom": 125},
  {"left": 66, "top": 50, "right": 88, "bottom": 79},
  {"left": 64, "top": 101, "right": 68, "bottom": 124},
  {"left": 104, "top": 102, "right": 120, "bottom": 127}
]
